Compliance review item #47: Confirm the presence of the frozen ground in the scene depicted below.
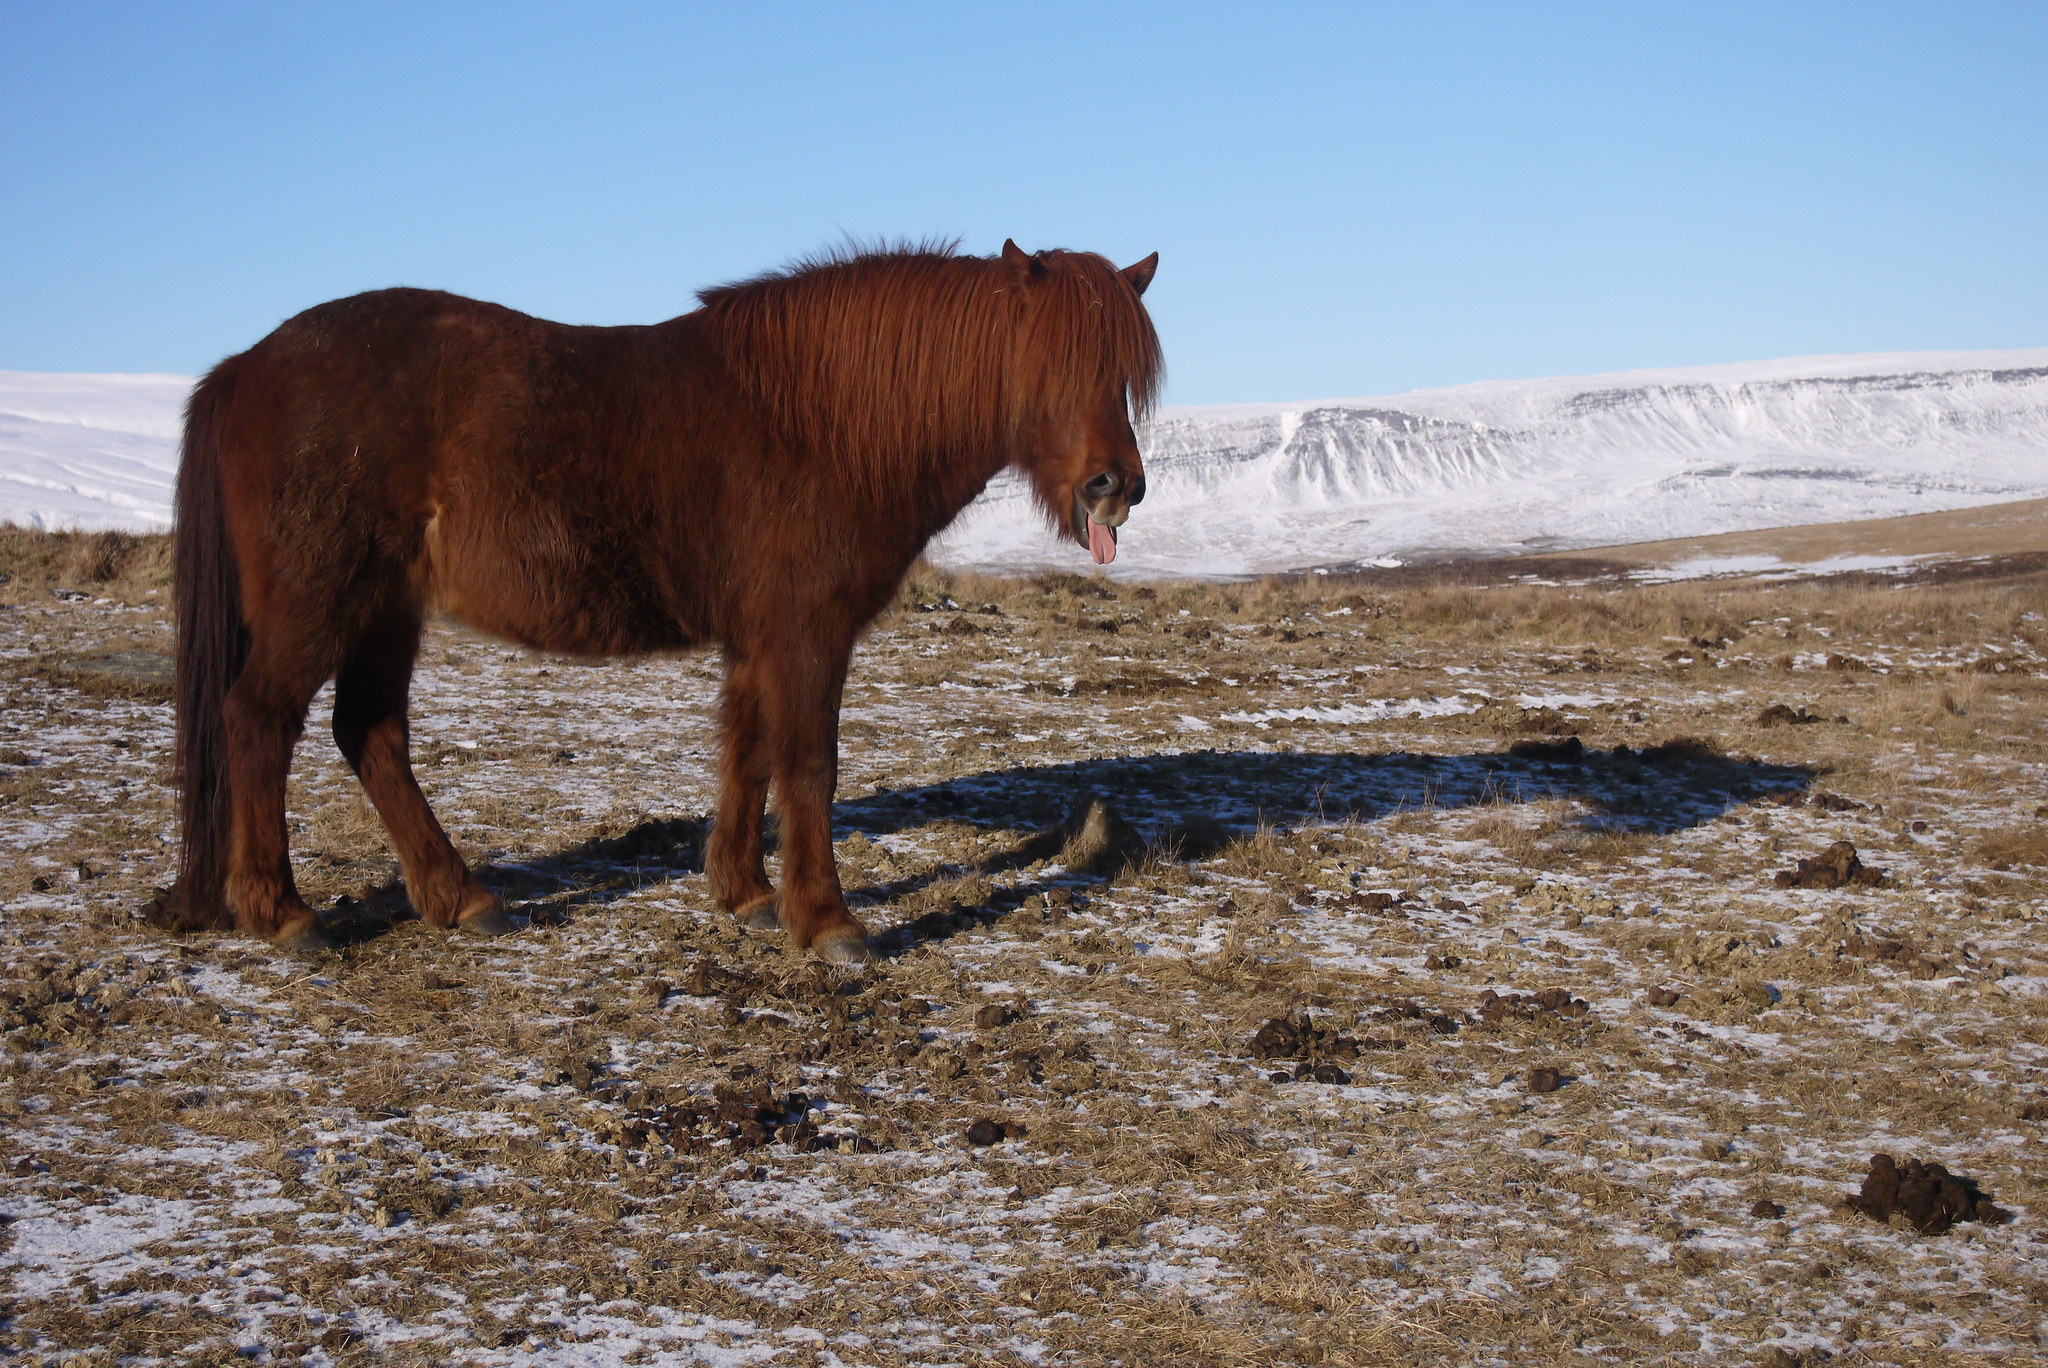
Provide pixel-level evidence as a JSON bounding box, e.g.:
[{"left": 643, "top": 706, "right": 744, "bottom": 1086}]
[
  {"left": 7, "top": 347, "right": 2048, "bottom": 575},
  {"left": 2, "top": 559, "right": 2046, "bottom": 1365}
]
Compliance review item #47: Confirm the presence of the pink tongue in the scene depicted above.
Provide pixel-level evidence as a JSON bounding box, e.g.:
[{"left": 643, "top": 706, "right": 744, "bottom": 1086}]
[{"left": 1088, "top": 518, "right": 1117, "bottom": 565}]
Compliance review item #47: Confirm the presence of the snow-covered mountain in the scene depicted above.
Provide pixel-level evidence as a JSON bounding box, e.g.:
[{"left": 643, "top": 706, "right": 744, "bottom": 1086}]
[
  {"left": 938, "top": 348, "right": 2048, "bottom": 576},
  {"left": 0, "top": 372, "right": 189, "bottom": 532},
  {"left": 5, "top": 348, "right": 2046, "bottom": 574}
]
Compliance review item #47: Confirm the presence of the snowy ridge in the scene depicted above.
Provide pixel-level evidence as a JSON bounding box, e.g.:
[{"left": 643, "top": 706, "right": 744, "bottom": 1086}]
[
  {"left": 938, "top": 348, "right": 2048, "bottom": 576},
  {"left": 5, "top": 350, "right": 2047, "bottom": 574},
  {"left": 0, "top": 372, "right": 190, "bottom": 532}
]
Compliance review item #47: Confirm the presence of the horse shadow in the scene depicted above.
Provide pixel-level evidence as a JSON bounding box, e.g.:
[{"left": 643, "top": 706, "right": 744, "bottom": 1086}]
[{"left": 321, "top": 740, "right": 1818, "bottom": 951}]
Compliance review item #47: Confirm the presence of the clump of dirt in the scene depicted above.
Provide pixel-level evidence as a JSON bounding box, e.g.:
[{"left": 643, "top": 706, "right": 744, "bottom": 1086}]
[
  {"left": 1475, "top": 703, "right": 1583, "bottom": 736},
  {"left": 1757, "top": 703, "right": 1824, "bottom": 727},
  {"left": 1843, "top": 1153, "right": 2008, "bottom": 1234},
  {"left": 1507, "top": 735, "right": 1584, "bottom": 763},
  {"left": 1640, "top": 735, "right": 1724, "bottom": 766},
  {"left": 586, "top": 817, "right": 703, "bottom": 865},
  {"left": 1774, "top": 841, "right": 1888, "bottom": 889},
  {"left": 965, "top": 1118, "right": 1026, "bottom": 1145},
  {"left": 1476, "top": 987, "right": 1593, "bottom": 1023}
]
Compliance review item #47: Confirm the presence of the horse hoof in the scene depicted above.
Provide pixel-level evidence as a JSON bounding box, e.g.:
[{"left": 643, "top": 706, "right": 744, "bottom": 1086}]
[
  {"left": 738, "top": 898, "right": 781, "bottom": 932},
  {"left": 277, "top": 927, "right": 338, "bottom": 957},
  {"left": 457, "top": 908, "right": 517, "bottom": 937},
  {"left": 812, "top": 931, "right": 874, "bottom": 965}
]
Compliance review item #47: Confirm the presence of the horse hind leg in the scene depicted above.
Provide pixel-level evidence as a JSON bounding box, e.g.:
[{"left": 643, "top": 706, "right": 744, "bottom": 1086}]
[
  {"left": 220, "top": 642, "right": 335, "bottom": 953},
  {"left": 709, "top": 652, "right": 778, "bottom": 930},
  {"left": 332, "top": 615, "right": 511, "bottom": 936}
]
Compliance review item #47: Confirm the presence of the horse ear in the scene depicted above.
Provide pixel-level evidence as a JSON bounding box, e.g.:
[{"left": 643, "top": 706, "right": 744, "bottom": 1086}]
[
  {"left": 1121, "top": 252, "right": 1159, "bottom": 297},
  {"left": 1001, "top": 238, "right": 1046, "bottom": 285}
]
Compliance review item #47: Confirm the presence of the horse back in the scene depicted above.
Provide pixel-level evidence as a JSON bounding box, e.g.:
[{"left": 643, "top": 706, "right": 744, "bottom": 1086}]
[{"left": 214, "top": 288, "right": 750, "bottom": 656}]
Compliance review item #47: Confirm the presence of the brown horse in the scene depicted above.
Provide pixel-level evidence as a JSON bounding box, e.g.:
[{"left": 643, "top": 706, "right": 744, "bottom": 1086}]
[{"left": 165, "top": 240, "right": 1161, "bottom": 962}]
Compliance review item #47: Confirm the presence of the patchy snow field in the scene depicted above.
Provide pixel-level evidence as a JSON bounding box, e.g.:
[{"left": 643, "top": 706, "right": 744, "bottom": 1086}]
[{"left": 2, "top": 554, "right": 2046, "bottom": 1366}]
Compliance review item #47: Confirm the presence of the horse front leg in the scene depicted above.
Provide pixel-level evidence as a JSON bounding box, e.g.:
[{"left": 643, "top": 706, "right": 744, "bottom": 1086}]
[
  {"left": 710, "top": 652, "right": 777, "bottom": 929},
  {"left": 761, "top": 646, "right": 871, "bottom": 963}
]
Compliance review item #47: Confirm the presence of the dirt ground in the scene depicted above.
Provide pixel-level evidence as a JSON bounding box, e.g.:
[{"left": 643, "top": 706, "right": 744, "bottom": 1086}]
[{"left": 1, "top": 529, "right": 2046, "bottom": 1366}]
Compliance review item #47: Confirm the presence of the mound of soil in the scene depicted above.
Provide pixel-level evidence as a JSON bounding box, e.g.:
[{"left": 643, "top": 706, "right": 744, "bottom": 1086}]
[
  {"left": 1844, "top": 1153, "right": 2008, "bottom": 1235},
  {"left": 1476, "top": 987, "right": 1593, "bottom": 1023},
  {"left": 1641, "top": 736, "right": 1724, "bottom": 767},
  {"left": 965, "top": 1118, "right": 1026, "bottom": 1145},
  {"left": 1775, "top": 841, "right": 1888, "bottom": 889},
  {"left": 1055, "top": 797, "right": 1150, "bottom": 875}
]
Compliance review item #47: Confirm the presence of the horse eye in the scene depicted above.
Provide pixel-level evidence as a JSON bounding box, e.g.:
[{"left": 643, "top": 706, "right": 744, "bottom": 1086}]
[{"left": 1083, "top": 471, "right": 1118, "bottom": 497}]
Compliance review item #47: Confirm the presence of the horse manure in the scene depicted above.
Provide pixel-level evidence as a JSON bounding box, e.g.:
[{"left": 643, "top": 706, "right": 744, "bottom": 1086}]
[
  {"left": 1526, "top": 1067, "right": 1563, "bottom": 1094},
  {"left": 1844, "top": 1153, "right": 2008, "bottom": 1234},
  {"left": 1247, "top": 1013, "right": 1392, "bottom": 1067},
  {"left": 1477, "top": 987, "right": 1593, "bottom": 1024},
  {"left": 1774, "top": 841, "right": 1889, "bottom": 890}
]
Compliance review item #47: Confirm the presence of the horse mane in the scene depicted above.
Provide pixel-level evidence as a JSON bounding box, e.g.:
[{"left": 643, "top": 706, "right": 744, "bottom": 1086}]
[{"left": 695, "top": 242, "right": 1162, "bottom": 484}]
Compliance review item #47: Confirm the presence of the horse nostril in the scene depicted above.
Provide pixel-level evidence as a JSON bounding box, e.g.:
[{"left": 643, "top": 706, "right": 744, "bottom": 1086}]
[
  {"left": 1127, "top": 474, "right": 1145, "bottom": 506},
  {"left": 1083, "top": 471, "right": 1118, "bottom": 498}
]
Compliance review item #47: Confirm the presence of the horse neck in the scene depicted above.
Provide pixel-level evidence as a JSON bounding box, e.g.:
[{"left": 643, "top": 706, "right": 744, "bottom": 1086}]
[{"left": 903, "top": 442, "right": 1011, "bottom": 544}]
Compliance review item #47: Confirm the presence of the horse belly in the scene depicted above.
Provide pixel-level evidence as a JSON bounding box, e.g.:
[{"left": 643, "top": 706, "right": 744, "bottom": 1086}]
[{"left": 423, "top": 505, "right": 693, "bottom": 658}]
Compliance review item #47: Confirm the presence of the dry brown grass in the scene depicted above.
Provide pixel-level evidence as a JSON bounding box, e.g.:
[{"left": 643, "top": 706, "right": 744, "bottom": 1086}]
[
  {"left": 1973, "top": 826, "right": 2048, "bottom": 868},
  {"left": 2, "top": 531, "right": 2045, "bottom": 1366},
  {"left": 0, "top": 524, "right": 172, "bottom": 598}
]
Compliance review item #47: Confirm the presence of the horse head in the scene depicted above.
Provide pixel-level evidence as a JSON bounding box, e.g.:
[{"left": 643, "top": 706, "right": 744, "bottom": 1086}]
[{"left": 1002, "top": 240, "right": 1160, "bottom": 567}]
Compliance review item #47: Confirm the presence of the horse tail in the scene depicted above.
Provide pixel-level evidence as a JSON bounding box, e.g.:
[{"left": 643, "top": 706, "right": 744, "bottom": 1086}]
[{"left": 167, "top": 359, "right": 248, "bottom": 930}]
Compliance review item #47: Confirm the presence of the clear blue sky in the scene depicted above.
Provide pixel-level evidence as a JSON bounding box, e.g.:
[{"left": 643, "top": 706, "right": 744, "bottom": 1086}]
[{"left": 3, "top": 2, "right": 2043, "bottom": 404}]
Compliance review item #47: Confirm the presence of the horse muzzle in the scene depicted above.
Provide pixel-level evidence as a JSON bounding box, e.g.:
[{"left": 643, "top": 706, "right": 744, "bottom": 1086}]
[
  {"left": 1072, "top": 489, "right": 1121, "bottom": 564},
  {"left": 1072, "top": 471, "right": 1142, "bottom": 565}
]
